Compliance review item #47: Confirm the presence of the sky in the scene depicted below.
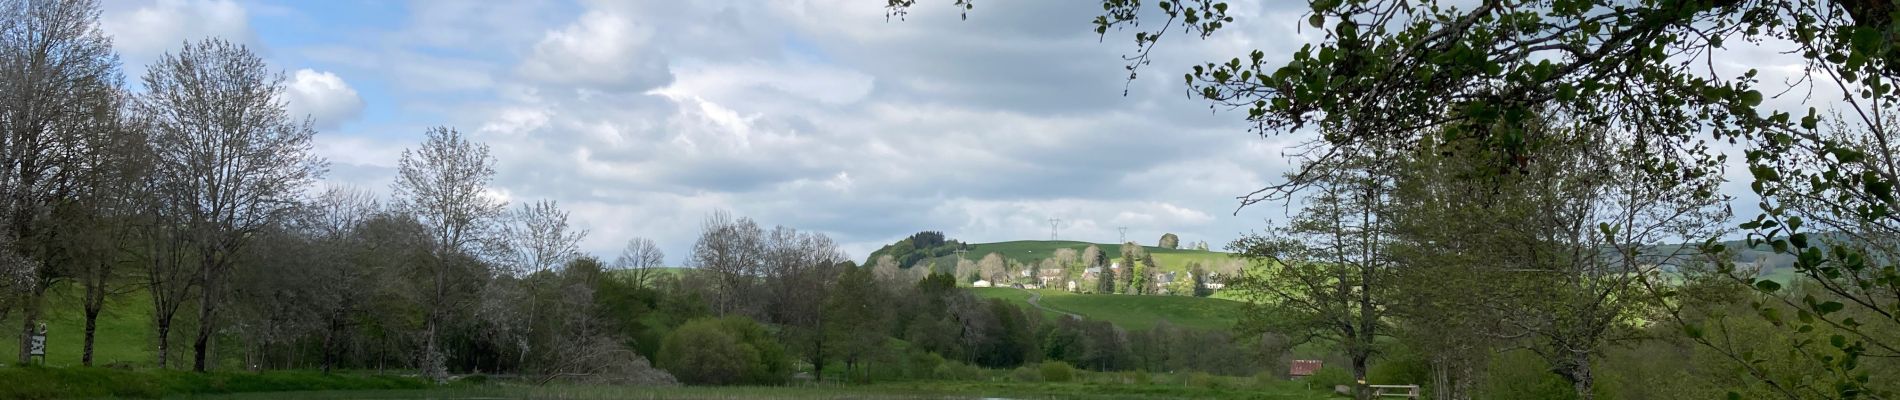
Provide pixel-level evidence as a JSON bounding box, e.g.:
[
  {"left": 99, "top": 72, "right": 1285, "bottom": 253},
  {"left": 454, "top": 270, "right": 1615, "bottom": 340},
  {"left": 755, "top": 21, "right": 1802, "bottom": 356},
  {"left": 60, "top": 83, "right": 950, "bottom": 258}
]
[{"left": 96, "top": 0, "right": 1818, "bottom": 264}]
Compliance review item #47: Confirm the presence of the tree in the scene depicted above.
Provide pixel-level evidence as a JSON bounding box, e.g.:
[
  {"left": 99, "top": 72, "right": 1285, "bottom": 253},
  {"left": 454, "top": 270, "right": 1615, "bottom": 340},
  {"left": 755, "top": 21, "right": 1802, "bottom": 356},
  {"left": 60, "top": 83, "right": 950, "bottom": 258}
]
[
  {"left": 613, "top": 237, "right": 665, "bottom": 289},
  {"left": 392, "top": 126, "right": 504, "bottom": 382},
  {"left": 500, "top": 200, "right": 587, "bottom": 276},
  {"left": 689, "top": 210, "right": 765, "bottom": 317},
  {"left": 139, "top": 38, "right": 324, "bottom": 371},
  {"left": 1188, "top": 263, "right": 1212, "bottom": 298},
  {"left": 824, "top": 263, "right": 888, "bottom": 381},
  {"left": 0, "top": 0, "right": 123, "bottom": 365},
  {"left": 1158, "top": 233, "right": 1179, "bottom": 249},
  {"left": 759, "top": 226, "right": 845, "bottom": 380},
  {"left": 977, "top": 252, "right": 1006, "bottom": 283},
  {"left": 1118, "top": 242, "right": 1142, "bottom": 294},
  {"left": 494, "top": 199, "right": 587, "bottom": 372},
  {"left": 1228, "top": 155, "right": 1392, "bottom": 400}
]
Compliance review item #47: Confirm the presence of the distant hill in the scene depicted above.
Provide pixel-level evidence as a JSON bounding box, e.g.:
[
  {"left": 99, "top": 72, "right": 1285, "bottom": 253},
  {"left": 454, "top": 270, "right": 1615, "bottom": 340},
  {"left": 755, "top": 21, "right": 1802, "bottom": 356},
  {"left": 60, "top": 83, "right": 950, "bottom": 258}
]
[
  {"left": 971, "top": 287, "right": 1242, "bottom": 332},
  {"left": 886, "top": 239, "right": 1244, "bottom": 276}
]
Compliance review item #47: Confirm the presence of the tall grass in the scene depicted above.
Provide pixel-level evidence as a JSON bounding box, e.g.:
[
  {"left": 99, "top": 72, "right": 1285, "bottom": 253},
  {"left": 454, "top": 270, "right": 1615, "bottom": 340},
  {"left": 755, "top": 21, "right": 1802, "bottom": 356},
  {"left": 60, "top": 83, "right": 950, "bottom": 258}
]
[{"left": 0, "top": 366, "right": 427, "bottom": 399}]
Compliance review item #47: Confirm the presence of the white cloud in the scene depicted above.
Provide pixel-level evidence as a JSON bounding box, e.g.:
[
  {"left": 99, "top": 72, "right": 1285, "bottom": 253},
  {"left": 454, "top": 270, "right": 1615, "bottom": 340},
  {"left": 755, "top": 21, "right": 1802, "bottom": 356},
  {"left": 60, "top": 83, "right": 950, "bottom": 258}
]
[
  {"left": 102, "top": 0, "right": 254, "bottom": 65},
  {"left": 284, "top": 69, "right": 365, "bottom": 130},
  {"left": 518, "top": 10, "right": 669, "bottom": 90}
]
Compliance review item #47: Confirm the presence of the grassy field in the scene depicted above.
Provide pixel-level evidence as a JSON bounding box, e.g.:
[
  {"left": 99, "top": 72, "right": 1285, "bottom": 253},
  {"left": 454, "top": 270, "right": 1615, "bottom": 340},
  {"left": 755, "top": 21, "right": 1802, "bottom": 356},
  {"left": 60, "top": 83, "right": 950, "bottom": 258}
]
[
  {"left": 970, "top": 288, "right": 1243, "bottom": 332},
  {"left": 0, "top": 282, "right": 164, "bottom": 368},
  {"left": 176, "top": 380, "right": 1339, "bottom": 400},
  {"left": 0, "top": 366, "right": 428, "bottom": 399}
]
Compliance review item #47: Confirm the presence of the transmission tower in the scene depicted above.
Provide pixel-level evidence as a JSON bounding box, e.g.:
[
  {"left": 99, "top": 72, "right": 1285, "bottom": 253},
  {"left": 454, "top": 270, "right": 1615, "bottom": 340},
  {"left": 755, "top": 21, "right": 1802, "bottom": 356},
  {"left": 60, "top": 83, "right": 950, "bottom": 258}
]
[
  {"left": 1048, "top": 218, "right": 1062, "bottom": 240},
  {"left": 1117, "top": 227, "right": 1128, "bottom": 243}
]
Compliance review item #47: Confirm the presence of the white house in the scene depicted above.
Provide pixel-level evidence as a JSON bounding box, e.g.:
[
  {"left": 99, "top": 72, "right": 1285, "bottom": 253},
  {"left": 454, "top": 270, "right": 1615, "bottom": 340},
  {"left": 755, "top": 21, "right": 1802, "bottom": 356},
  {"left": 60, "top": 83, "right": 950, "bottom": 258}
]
[{"left": 973, "top": 280, "right": 993, "bottom": 288}]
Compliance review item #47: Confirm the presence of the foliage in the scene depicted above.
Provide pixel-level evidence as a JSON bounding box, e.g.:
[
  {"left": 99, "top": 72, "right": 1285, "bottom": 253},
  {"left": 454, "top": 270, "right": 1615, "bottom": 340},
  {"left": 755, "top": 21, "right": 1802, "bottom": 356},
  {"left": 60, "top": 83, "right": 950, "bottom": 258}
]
[
  {"left": 1158, "top": 233, "right": 1179, "bottom": 249},
  {"left": 1039, "top": 361, "right": 1076, "bottom": 382},
  {"left": 655, "top": 317, "right": 790, "bottom": 386},
  {"left": 865, "top": 231, "right": 968, "bottom": 269}
]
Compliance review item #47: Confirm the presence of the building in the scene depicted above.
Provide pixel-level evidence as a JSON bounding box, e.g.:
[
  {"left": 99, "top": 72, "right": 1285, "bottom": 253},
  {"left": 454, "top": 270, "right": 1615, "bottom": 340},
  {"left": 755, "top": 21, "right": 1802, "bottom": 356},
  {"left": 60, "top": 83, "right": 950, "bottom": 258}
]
[{"left": 973, "top": 280, "right": 992, "bottom": 288}]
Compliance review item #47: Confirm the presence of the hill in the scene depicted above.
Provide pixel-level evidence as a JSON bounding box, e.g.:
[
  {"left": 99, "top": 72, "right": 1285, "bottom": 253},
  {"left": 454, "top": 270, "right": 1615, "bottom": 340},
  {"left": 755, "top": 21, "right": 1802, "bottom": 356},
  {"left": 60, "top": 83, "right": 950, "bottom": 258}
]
[
  {"left": 908, "top": 240, "right": 1245, "bottom": 276},
  {"left": 971, "top": 287, "right": 1243, "bottom": 332}
]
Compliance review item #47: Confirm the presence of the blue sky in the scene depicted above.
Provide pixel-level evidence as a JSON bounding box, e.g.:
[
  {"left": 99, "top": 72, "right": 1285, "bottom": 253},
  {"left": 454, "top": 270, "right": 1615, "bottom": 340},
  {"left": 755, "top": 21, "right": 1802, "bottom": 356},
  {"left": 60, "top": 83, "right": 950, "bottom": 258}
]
[{"left": 98, "top": 0, "right": 1803, "bottom": 263}]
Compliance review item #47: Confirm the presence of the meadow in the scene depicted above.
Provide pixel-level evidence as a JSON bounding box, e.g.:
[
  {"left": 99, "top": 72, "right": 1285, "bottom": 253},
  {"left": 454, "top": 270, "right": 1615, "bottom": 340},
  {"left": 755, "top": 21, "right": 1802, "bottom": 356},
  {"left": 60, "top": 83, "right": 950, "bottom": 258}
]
[{"left": 970, "top": 288, "right": 1244, "bottom": 332}]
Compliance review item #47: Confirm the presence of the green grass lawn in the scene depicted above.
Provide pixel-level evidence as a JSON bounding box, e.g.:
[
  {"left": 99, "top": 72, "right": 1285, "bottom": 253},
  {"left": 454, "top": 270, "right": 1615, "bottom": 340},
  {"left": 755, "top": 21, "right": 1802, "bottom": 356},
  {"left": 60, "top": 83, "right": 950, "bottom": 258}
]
[
  {"left": 970, "top": 288, "right": 1243, "bottom": 332},
  {"left": 0, "top": 281, "right": 162, "bottom": 368},
  {"left": 174, "top": 380, "right": 1339, "bottom": 400}
]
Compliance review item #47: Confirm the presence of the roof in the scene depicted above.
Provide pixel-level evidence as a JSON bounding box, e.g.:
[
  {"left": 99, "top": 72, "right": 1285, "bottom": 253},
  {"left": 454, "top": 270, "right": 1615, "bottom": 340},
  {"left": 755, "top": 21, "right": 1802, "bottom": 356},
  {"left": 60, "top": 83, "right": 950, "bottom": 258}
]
[{"left": 1289, "top": 359, "right": 1323, "bottom": 377}]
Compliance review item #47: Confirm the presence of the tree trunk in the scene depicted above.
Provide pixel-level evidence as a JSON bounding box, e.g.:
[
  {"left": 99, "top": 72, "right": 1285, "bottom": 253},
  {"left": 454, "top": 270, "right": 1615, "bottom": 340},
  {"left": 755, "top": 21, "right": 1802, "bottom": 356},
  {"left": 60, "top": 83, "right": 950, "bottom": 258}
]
[
  {"left": 83, "top": 305, "right": 100, "bottom": 366},
  {"left": 1570, "top": 354, "right": 1594, "bottom": 400},
  {"left": 1352, "top": 352, "right": 1371, "bottom": 400},
  {"left": 16, "top": 289, "right": 42, "bottom": 365},
  {"left": 192, "top": 267, "right": 217, "bottom": 372},
  {"left": 155, "top": 315, "right": 173, "bottom": 369}
]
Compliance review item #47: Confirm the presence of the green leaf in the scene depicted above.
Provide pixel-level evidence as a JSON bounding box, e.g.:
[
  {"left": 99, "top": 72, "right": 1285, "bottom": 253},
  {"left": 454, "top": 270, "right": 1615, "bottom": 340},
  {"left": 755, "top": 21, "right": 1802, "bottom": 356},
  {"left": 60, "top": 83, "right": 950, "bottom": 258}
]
[
  {"left": 1740, "top": 90, "right": 1764, "bottom": 107},
  {"left": 1308, "top": 14, "right": 1324, "bottom": 28},
  {"left": 1755, "top": 280, "right": 1781, "bottom": 292},
  {"left": 1817, "top": 301, "right": 1845, "bottom": 314}
]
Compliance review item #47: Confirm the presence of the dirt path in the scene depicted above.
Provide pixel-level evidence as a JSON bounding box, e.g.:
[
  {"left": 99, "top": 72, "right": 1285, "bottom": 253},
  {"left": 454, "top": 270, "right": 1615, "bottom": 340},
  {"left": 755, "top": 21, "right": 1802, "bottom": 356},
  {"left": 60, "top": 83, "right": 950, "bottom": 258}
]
[{"left": 1019, "top": 288, "right": 1081, "bottom": 319}]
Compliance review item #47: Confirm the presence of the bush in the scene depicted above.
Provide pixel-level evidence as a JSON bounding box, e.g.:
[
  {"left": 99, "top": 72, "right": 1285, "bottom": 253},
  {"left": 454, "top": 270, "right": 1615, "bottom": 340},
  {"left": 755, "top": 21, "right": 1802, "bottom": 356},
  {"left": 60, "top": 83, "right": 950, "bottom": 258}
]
[
  {"left": 1253, "top": 370, "right": 1282, "bottom": 388},
  {"left": 1307, "top": 366, "right": 1354, "bottom": 391},
  {"left": 1010, "top": 366, "right": 1042, "bottom": 382},
  {"left": 1039, "top": 361, "right": 1076, "bottom": 382},
  {"left": 656, "top": 316, "right": 790, "bottom": 385},
  {"left": 933, "top": 362, "right": 983, "bottom": 381},
  {"left": 1185, "top": 371, "right": 1217, "bottom": 389},
  {"left": 906, "top": 350, "right": 945, "bottom": 379}
]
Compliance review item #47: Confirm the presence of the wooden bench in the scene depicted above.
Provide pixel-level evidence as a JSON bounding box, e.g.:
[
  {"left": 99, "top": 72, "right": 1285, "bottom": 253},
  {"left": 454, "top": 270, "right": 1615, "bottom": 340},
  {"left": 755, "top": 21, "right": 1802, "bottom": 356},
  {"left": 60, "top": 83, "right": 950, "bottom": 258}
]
[{"left": 1368, "top": 384, "right": 1420, "bottom": 398}]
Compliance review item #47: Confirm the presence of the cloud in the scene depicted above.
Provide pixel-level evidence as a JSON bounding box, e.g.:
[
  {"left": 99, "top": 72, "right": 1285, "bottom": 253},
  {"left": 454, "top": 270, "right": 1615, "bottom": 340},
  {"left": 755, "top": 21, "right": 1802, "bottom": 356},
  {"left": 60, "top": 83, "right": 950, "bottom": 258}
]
[
  {"left": 285, "top": 69, "right": 366, "bottom": 130},
  {"left": 102, "top": 0, "right": 255, "bottom": 65},
  {"left": 518, "top": 10, "right": 670, "bottom": 90}
]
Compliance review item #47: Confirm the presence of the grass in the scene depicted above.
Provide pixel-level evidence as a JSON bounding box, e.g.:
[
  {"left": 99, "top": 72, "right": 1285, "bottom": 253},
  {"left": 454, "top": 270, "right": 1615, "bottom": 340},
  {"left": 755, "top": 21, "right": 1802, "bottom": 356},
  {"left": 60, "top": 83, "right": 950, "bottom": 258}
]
[
  {"left": 0, "top": 281, "right": 163, "bottom": 368},
  {"left": 970, "top": 288, "right": 1243, "bottom": 332},
  {"left": 175, "top": 379, "right": 1338, "bottom": 400},
  {"left": 0, "top": 366, "right": 428, "bottom": 399}
]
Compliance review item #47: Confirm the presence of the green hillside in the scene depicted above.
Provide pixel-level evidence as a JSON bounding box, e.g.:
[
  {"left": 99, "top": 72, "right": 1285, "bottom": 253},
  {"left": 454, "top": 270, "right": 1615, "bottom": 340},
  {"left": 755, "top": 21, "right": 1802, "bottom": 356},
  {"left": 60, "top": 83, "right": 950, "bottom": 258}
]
[
  {"left": 1, "top": 282, "right": 163, "bottom": 367},
  {"left": 920, "top": 240, "right": 1242, "bottom": 275},
  {"left": 971, "top": 287, "right": 1243, "bottom": 332}
]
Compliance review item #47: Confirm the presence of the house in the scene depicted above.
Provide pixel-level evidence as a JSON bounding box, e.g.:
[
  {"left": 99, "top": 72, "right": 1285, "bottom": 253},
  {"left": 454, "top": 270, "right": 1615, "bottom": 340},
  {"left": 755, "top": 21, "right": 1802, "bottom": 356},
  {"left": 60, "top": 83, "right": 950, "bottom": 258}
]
[
  {"left": 973, "top": 280, "right": 993, "bottom": 288},
  {"left": 1066, "top": 280, "right": 1078, "bottom": 292},
  {"left": 1289, "top": 359, "right": 1323, "bottom": 379}
]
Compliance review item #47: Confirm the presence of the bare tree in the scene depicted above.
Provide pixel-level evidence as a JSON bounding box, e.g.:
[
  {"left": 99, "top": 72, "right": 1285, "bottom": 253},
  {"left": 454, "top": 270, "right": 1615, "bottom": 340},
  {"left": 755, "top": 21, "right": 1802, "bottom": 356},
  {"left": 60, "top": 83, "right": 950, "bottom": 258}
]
[
  {"left": 493, "top": 199, "right": 586, "bottom": 370},
  {"left": 0, "top": 0, "right": 122, "bottom": 365},
  {"left": 391, "top": 126, "right": 504, "bottom": 382},
  {"left": 613, "top": 237, "right": 665, "bottom": 288},
  {"left": 500, "top": 200, "right": 587, "bottom": 276},
  {"left": 689, "top": 210, "right": 764, "bottom": 317},
  {"left": 977, "top": 253, "right": 1005, "bottom": 283},
  {"left": 139, "top": 38, "right": 324, "bottom": 372}
]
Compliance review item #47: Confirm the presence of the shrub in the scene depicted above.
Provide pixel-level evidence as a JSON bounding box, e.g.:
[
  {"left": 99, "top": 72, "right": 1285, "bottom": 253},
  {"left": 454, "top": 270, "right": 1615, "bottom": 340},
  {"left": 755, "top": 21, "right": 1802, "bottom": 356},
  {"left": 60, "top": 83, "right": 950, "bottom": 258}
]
[
  {"left": 1010, "top": 366, "right": 1042, "bottom": 382},
  {"left": 1185, "top": 371, "right": 1217, "bottom": 389},
  {"left": 1122, "top": 370, "right": 1151, "bottom": 385},
  {"left": 906, "top": 350, "right": 945, "bottom": 379},
  {"left": 933, "top": 362, "right": 983, "bottom": 381},
  {"left": 1039, "top": 361, "right": 1076, "bottom": 382},
  {"left": 656, "top": 317, "right": 790, "bottom": 385},
  {"left": 1253, "top": 370, "right": 1282, "bottom": 388},
  {"left": 1306, "top": 366, "right": 1354, "bottom": 392}
]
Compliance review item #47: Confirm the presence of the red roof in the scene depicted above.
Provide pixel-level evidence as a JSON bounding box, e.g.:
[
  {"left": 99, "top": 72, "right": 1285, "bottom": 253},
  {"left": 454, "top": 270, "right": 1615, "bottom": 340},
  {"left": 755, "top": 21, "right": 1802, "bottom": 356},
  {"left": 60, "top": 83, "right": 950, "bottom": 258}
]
[{"left": 1289, "top": 360, "right": 1323, "bottom": 376}]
